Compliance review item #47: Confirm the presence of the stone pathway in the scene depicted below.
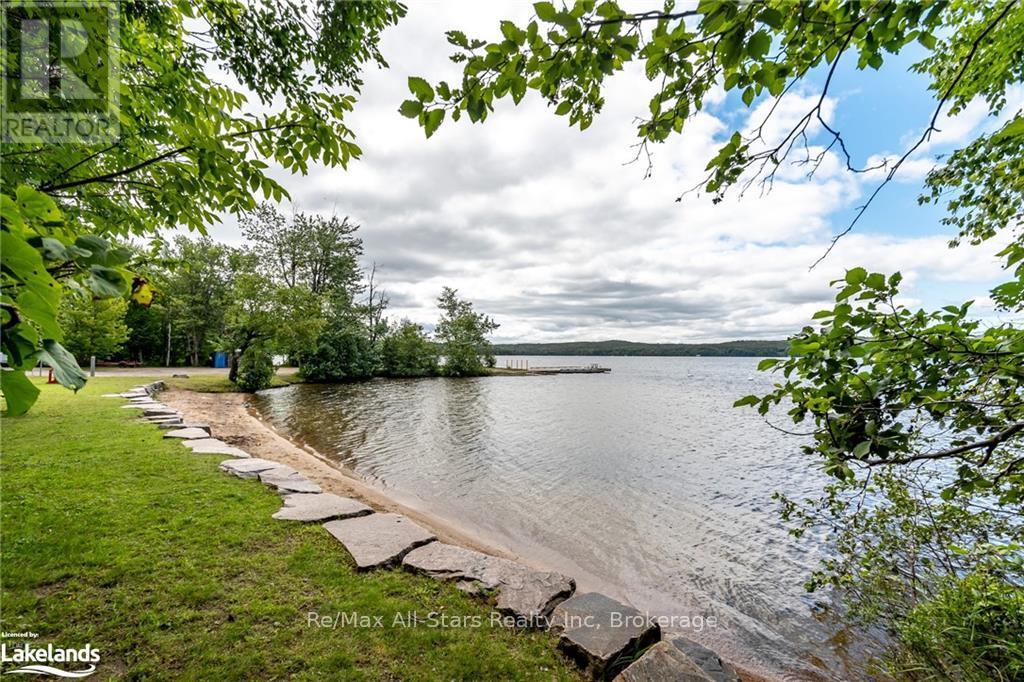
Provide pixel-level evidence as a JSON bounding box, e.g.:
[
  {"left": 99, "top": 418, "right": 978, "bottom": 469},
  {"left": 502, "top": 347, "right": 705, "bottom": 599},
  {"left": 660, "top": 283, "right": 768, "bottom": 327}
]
[
  {"left": 163, "top": 426, "right": 212, "bottom": 440},
  {"left": 273, "top": 493, "right": 372, "bottom": 523},
  {"left": 258, "top": 465, "right": 322, "bottom": 494},
  {"left": 550, "top": 592, "right": 662, "bottom": 679},
  {"left": 115, "top": 381, "right": 738, "bottom": 681},
  {"left": 402, "top": 542, "right": 574, "bottom": 626},
  {"left": 183, "top": 438, "right": 250, "bottom": 458},
  {"left": 617, "top": 637, "right": 740, "bottom": 682},
  {"left": 323, "top": 513, "right": 436, "bottom": 570}
]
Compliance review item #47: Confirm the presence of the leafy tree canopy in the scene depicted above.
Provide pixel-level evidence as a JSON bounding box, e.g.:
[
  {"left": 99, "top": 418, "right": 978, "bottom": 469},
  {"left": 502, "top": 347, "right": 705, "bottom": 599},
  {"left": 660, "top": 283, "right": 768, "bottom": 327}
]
[
  {"left": 58, "top": 295, "right": 129, "bottom": 363},
  {"left": 435, "top": 287, "right": 499, "bottom": 377}
]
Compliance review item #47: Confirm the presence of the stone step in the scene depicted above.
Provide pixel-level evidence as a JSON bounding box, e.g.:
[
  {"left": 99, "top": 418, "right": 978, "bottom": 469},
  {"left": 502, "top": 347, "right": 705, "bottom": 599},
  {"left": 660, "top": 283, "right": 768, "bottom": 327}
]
[
  {"left": 273, "top": 493, "right": 372, "bottom": 523},
  {"left": 615, "top": 637, "right": 739, "bottom": 682},
  {"left": 145, "top": 415, "right": 181, "bottom": 423},
  {"left": 258, "top": 466, "right": 321, "bottom": 494},
  {"left": 163, "top": 427, "right": 213, "bottom": 440},
  {"left": 119, "top": 391, "right": 149, "bottom": 398},
  {"left": 183, "top": 438, "right": 250, "bottom": 458},
  {"left": 142, "top": 407, "right": 179, "bottom": 417},
  {"left": 549, "top": 592, "right": 661, "bottom": 680},
  {"left": 219, "top": 458, "right": 282, "bottom": 479},
  {"left": 157, "top": 421, "right": 210, "bottom": 432},
  {"left": 323, "top": 513, "right": 435, "bottom": 571},
  {"left": 402, "top": 542, "right": 574, "bottom": 626}
]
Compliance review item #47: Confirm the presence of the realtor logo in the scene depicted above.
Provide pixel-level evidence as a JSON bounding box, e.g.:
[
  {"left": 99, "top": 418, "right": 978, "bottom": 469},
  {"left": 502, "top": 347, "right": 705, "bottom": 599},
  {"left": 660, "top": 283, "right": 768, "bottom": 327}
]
[
  {"left": 1, "top": 0, "right": 119, "bottom": 143},
  {"left": 1, "top": 642, "right": 99, "bottom": 677}
]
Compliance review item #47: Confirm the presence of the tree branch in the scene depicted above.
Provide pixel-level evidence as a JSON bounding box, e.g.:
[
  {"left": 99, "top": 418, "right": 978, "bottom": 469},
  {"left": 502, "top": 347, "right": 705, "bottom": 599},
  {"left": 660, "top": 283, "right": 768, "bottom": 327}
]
[{"left": 861, "top": 421, "right": 1024, "bottom": 465}]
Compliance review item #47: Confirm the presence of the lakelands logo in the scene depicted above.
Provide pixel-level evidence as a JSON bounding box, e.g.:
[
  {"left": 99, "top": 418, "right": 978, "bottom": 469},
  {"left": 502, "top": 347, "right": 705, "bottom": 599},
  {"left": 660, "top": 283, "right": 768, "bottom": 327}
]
[{"left": 0, "top": 643, "right": 99, "bottom": 678}]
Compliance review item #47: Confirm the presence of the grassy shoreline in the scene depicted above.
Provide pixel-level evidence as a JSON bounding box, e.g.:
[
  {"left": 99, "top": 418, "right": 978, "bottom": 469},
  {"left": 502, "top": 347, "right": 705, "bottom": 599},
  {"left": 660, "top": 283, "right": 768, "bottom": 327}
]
[{"left": 1, "top": 377, "right": 579, "bottom": 679}]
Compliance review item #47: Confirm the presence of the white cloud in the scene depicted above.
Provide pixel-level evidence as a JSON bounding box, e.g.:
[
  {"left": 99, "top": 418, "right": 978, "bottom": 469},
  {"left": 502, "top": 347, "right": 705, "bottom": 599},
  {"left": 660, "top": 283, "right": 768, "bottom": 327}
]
[{"left": 194, "top": 1, "right": 1009, "bottom": 343}]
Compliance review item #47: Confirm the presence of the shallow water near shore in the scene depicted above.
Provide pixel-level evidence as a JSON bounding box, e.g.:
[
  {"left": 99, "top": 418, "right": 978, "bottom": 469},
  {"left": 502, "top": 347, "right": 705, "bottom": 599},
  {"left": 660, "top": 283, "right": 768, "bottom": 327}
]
[{"left": 252, "top": 356, "right": 881, "bottom": 680}]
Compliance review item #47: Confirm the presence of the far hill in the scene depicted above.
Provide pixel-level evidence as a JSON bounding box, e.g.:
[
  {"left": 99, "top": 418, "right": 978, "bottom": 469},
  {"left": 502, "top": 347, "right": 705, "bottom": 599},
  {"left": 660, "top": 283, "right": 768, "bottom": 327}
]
[{"left": 491, "top": 340, "right": 789, "bottom": 357}]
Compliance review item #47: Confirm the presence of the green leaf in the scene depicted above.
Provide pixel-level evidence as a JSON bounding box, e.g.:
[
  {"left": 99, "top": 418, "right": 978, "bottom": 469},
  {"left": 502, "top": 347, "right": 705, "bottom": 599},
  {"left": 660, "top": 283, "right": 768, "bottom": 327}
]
[
  {"left": 757, "top": 358, "right": 779, "bottom": 371},
  {"left": 37, "top": 340, "right": 87, "bottom": 391},
  {"left": 86, "top": 265, "right": 129, "bottom": 297},
  {"left": 747, "top": 31, "right": 771, "bottom": 59},
  {"left": 0, "top": 369, "right": 40, "bottom": 416},
  {"left": 424, "top": 108, "right": 446, "bottom": 138},
  {"left": 733, "top": 395, "right": 760, "bottom": 407},
  {"left": 865, "top": 272, "right": 886, "bottom": 290},
  {"left": 399, "top": 99, "right": 423, "bottom": 118},
  {"left": 534, "top": 2, "right": 557, "bottom": 22},
  {"left": 14, "top": 184, "right": 62, "bottom": 223},
  {"left": 845, "top": 267, "right": 867, "bottom": 285},
  {"left": 408, "top": 76, "right": 435, "bottom": 103},
  {"left": 17, "top": 288, "right": 62, "bottom": 340},
  {"left": 995, "top": 116, "right": 1024, "bottom": 141}
]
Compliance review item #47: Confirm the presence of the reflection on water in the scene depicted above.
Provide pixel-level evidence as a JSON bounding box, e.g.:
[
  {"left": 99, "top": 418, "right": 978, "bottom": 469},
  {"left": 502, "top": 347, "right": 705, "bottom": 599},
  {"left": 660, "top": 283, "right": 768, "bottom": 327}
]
[{"left": 252, "top": 356, "right": 880, "bottom": 680}]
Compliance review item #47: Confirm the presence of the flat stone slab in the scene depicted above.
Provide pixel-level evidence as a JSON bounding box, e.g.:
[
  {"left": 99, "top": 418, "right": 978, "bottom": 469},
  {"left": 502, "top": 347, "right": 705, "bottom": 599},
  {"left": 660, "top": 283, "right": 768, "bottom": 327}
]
[
  {"left": 258, "top": 466, "right": 322, "bottom": 494},
  {"left": 161, "top": 422, "right": 209, "bottom": 433},
  {"left": 616, "top": 637, "right": 738, "bottom": 682},
  {"left": 273, "top": 493, "right": 372, "bottom": 522},
  {"left": 163, "top": 427, "right": 212, "bottom": 440},
  {"left": 142, "top": 407, "right": 179, "bottom": 417},
  {"left": 183, "top": 438, "right": 250, "bottom": 458},
  {"left": 120, "top": 391, "right": 149, "bottom": 398},
  {"left": 616, "top": 641, "right": 710, "bottom": 682},
  {"left": 169, "top": 419, "right": 207, "bottom": 430},
  {"left": 219, "top": 458, "right": 282, "bottom": 479},
  {"left": 550, "top": 592, "right": 661, "bottom": 679},
  {"left": 323, "top": 513, "right": 435, "bottom": 570},
  {"left": 402, "top": 543, "right": 574, "bottom": 626}
]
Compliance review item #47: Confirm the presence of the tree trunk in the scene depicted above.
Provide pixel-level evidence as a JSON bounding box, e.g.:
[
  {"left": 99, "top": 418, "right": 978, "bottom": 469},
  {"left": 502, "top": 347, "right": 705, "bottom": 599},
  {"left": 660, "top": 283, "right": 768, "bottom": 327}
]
[
  {"left": 165, "top": 321, "right": 172, "bottom": 367},
  {"left": 228, "top": 352, "right": 239, "bottom": 383}
]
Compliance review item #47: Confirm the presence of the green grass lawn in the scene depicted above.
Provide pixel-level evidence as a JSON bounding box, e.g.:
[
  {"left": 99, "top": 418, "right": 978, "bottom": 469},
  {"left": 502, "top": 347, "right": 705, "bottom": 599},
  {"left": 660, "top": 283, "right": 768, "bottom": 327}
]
[
  {"left": 164, "top": 372, "right": 303, "bottom": 393},
  {"left": 1, "top": 377, "right": 578, "bottom": 680}
]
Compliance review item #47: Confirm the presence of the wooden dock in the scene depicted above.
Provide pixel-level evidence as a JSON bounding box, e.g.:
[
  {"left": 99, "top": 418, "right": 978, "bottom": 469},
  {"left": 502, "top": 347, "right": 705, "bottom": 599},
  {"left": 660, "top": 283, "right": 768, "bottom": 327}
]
[
  {"left": 502, "top": 359, "right": 610, "bottom": 374},
  {"left": 529, "top": 364, "right": 611, "bottom": 374}
]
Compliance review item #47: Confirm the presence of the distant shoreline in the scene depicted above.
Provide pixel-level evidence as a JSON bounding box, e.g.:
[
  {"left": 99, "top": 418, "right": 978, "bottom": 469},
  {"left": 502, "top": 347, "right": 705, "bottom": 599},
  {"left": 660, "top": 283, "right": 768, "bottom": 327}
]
[{"left": 492, "top": 339, "right": 789, "bottom": 357}]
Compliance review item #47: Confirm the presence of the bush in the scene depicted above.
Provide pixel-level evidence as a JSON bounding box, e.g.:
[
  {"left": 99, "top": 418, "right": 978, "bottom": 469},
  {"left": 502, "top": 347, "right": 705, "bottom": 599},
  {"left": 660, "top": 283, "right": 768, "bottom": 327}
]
[
  {"left": 299, "top": 324, "right": 375, "bottom": 382},
  {"left": 890, "top": 560, "right": 1024, "bottom": 681},
  {"left": 235, "top": 346, "right": 274, "bottom": 392},
  {"left": 379, "top": 321, "right": 438, "bottom": 378}
]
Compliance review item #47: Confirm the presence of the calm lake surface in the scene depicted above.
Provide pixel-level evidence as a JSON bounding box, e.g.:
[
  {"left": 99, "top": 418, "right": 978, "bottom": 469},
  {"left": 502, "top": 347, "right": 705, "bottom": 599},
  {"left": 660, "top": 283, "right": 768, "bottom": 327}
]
[{"left": 252, "top": 356, "right": 878, "bottom": 680}]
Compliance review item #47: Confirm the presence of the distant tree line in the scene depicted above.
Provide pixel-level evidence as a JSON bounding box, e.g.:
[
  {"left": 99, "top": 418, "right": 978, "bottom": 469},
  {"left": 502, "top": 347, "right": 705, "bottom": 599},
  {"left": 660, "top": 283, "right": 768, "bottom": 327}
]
[
  {"left": 492, "top": 340, "right": 788, "bottom": 357},
  {"left": 58, "top": 204, "right": 498, "bottom": 390}
]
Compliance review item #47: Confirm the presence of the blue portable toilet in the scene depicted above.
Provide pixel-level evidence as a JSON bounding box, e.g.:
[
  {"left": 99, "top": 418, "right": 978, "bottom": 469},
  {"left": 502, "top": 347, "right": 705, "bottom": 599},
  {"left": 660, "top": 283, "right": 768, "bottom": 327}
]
[{"left": 213, "top": 351, "right": 229, "bottom": 368}]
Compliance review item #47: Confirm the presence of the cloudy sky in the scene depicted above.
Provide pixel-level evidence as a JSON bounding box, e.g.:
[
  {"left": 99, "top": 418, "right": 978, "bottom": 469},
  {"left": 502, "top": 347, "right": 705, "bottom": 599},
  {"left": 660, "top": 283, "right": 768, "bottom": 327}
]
[{"left": 201, "top": 1, "right": 1021, "bottom": 343}]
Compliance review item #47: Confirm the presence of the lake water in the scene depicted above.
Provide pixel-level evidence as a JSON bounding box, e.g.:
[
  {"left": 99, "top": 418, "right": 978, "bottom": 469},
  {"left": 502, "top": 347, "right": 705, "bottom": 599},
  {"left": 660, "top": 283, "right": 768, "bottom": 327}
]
[{"left": 252, "top": 356, "right": 879, "bottom": 680}]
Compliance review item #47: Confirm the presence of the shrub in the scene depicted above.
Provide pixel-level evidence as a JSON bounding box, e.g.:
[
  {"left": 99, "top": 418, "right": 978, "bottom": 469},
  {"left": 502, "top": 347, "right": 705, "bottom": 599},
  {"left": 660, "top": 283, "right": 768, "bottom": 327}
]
[
  {"left": 379, "top": 321, "right": 438, "bottom": 378},
  {"left": 235, "top": 346, "right": 274, "bottom": 392},
  {"left": 299, "top": 324, "right": 375, "bottom": 382},
  {"left": 890, "top": 559, "right": 1024, "bottom": 681}
]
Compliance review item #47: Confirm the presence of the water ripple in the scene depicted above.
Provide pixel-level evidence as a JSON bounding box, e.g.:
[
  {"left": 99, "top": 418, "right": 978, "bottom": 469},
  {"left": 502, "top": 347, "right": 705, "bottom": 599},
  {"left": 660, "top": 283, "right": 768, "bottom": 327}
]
[{"left": 253, "top": 357, "right": 878, "bottom": 680}]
